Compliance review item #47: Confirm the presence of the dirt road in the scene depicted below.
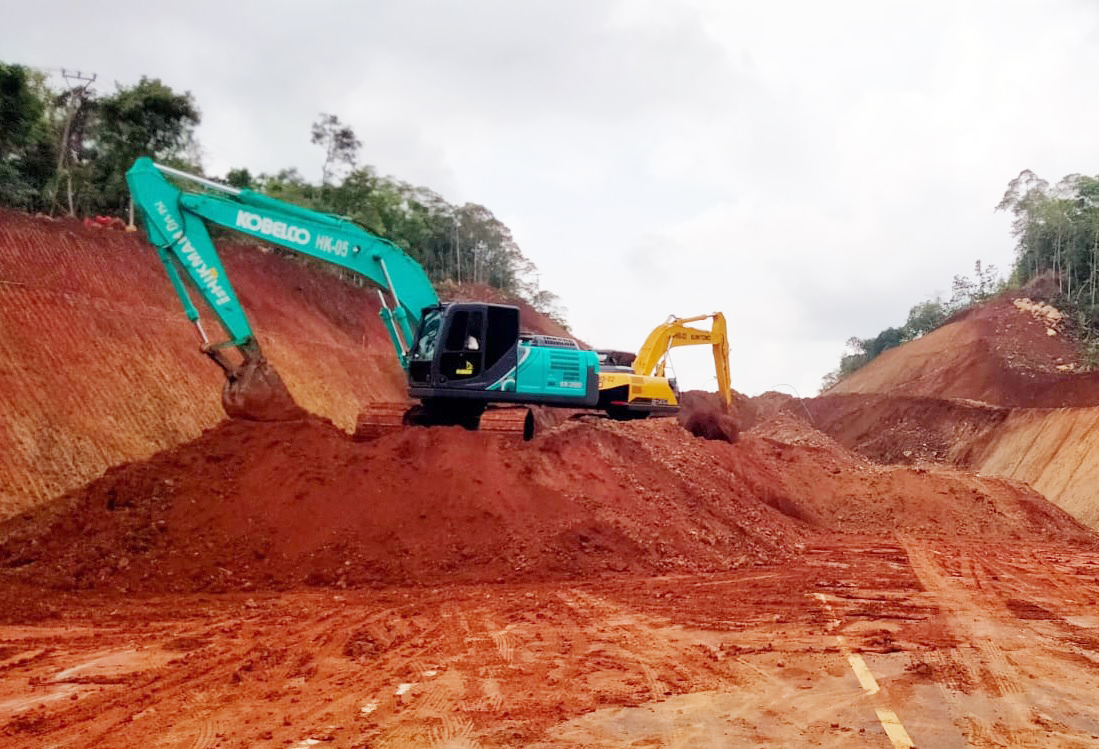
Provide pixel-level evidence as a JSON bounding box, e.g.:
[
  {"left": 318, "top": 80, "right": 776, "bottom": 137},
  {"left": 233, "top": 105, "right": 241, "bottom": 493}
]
[{"left": 2, "top": 536, "right": 1097, "bottom": 748}]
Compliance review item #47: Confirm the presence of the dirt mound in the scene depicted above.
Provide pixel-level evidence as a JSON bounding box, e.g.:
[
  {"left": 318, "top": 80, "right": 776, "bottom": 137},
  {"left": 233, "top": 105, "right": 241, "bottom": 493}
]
[
  {"left": 0, "top": 418, "right": 803, "bottom": 592},
  {"left": 827, "top": 293, "right": 1099, "bottom": 407},
  {"left": 677, "top": 391, "right": 740, "bottom": 442},
  {"left": 1, "top": 409, "right": 1090, "bottom": 593}
]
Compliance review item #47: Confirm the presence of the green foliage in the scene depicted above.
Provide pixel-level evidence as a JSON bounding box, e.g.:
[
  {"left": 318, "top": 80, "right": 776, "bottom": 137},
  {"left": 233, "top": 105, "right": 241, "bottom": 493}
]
[
  {"left": 0, "top": 64, "right": 566, "bottom": 325},
  {"left": 0, "top": 64, "right": 200, "bottom": 215},
  {"left": 248, "top": 116, "right": 565, "bottom": 320},
  {"left": 88, "top": 77, "right": 200, "bottom": 213},
  {"left": 820, "top": 260, "right": 1005, "bottom": 392},
  {"left": 0, "top": 63, "right": 57, "bottom": 210},
  {"left": 224, "top": 167, "right": 254, "bottom": 189},
  {"left": 903, "top": 299, "right": 949, "bottom": 339},
  {"left": 997, "top": 170, "right": 1099, "bottom": 320}
]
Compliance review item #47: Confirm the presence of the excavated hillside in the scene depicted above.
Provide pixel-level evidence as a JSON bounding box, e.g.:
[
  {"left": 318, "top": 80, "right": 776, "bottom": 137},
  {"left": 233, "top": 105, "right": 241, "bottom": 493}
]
[
  {"left": 826, "top": 291, "right": 1099, "bottom": 407},
  {"left": 813, "top": 292, "right": 1099, "bottom": 528},
  {"left": 6, "top": 208, "right": 1099, "bottom": 748},
  {"left": 0, "top": 211, "right": 562, "bottom": 518}
]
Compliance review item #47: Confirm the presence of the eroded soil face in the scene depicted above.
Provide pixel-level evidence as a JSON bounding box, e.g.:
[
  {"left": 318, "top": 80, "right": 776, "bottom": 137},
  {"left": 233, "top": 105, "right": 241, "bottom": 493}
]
[{"left": 2, "top": 537, "right": 1098, "bottom": 748}]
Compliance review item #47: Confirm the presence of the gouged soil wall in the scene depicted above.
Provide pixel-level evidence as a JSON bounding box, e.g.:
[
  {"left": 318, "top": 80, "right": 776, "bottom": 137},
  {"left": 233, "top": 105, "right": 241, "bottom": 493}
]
[
  {"left": 975, "top": 407, "right": 1099, "bottom": 529},
  {"left": 806, "top": 394, "right": 1099, "bottom": 530},
  {"left": 0, "top": 212, "right": 407, "bottom": 518}
]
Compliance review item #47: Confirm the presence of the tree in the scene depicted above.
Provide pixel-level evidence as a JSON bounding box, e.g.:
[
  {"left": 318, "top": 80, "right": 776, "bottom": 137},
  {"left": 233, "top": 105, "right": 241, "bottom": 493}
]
[
  {"left": 225, "top": 167, "right": 254, "bottom": 189},
  {"left": 903, "top": 298, "right": 948, "bottom": 339},
  {"left": 89, "top": 77, "right": 200, "bottom": 214},
  {"left": 311, "top": 113, "right": 360, "bottom": 187},
  {"left": 52, "top": 82, "right": 97, "bottom": 216},
  {"left": 0, "top": 62, "right": 57, "bottom": 211}
]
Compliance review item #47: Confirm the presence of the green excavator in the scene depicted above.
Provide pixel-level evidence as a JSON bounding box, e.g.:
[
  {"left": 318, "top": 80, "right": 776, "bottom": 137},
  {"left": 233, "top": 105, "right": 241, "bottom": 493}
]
[{"left": 126, "top": 158, "right": 599, "bottom": 438}]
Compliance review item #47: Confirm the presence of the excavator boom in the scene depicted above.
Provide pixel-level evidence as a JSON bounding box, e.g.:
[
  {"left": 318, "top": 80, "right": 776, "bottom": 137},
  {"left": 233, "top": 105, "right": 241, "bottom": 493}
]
[{"left": 127, "top": 158, "right": 436, "bottom": 369}]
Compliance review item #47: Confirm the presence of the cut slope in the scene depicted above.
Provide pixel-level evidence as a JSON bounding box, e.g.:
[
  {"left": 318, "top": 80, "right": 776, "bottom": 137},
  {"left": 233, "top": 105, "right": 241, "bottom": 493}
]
[
  {"left": 743, "top": 411, "right": 1087, "bottom": 541},
  {"left": 976, "top": 407, "right": 1099, "bottom": 528},
  {"left": 802, "top": 394, "right": 1099, "bottom": 530},
  {"left": 0, "top": 412, "right": 1089, "bottom": 593},
  {"left": 0, "top": 211, "right": 570, "bottom": 519},
  {"left": 805, "top": 394, "right": 1009, "bottom": 466},
  {"left": 827, "top": 294, "right": 1099, "bottom": 407}
]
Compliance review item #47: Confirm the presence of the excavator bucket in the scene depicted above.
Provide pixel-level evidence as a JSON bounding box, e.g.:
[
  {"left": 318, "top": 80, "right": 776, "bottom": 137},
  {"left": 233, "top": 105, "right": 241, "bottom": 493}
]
[{"left": 221, "top": 358, "right": 307, "bottom": 422}]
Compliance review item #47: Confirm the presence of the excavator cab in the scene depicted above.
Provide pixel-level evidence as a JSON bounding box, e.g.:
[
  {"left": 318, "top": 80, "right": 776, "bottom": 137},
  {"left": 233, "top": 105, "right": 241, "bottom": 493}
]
[
  {"left": 407, "top": 303, "right": 520, "bottom": 389},
  {"left": 406, "top": 302, "right": 600, "bottom": 411}
]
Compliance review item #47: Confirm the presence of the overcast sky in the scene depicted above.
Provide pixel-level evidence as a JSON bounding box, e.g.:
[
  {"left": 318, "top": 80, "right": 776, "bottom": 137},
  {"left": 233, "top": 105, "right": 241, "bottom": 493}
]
[{"left": 5, "top": 0, "right": 1099, "bottom": 395}]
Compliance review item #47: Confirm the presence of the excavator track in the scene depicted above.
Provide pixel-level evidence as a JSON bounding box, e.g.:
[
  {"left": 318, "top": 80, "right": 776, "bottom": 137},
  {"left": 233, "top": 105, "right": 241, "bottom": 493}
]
[
  {"left": 353, "top": 402, "right": 416, "bottom": 441},
  {"left": 477, "top": 407, "right": 535, "bottom": 441},
  {"left": 353, "top": 403, "right": 536, "bottom": 441}
]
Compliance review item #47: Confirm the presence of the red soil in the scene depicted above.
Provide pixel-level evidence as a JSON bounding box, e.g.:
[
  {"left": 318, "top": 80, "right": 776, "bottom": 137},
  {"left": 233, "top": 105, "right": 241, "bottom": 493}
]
[
  {"left": 0, "top": 210, "right": 567, "bottom": 516},
  {"left": 827, "top": 293, "right": 1099, "bottom": 407},
  {"left": 1, "top": 409, "right": 1089, "bottom": 594},
  {"left": 677, "top": 390, "right": 740, "bottom": 442},
  {"left": 6, "top": 212, "right": 1099, "bottom": 746},
  {"left": 802, "top": 393, "right": 1010, "bottom": 466}
]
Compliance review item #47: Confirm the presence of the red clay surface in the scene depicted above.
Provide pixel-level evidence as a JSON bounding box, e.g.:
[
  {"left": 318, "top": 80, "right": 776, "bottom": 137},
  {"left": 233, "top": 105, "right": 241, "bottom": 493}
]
[
  {"left": 6, "top": 209, "right": 1099, "bottom": 746},
  {"left": 806, "top": 289, "right": 1099, "bottom": 531},
  {"left": 0, "top": 211, "right": 565, "bottom": 517},
  {"left": 2, "top": 412, "right": 1090, "bottom": 596},
  {"left": 2, "top": 537, "right": 1099, "bottom": 747},
  {"left": 827, "top": 292, "right": 1099, "bottom": 407}
]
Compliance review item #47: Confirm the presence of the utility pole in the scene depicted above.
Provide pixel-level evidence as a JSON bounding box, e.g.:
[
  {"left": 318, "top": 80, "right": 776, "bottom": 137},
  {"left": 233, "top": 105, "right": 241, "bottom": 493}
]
[
  {"left": 454, "top": 212, "right": 461, "bottom": 284},
  {"left": 55, "top": 69, "right": 96, "bottom": 217}
]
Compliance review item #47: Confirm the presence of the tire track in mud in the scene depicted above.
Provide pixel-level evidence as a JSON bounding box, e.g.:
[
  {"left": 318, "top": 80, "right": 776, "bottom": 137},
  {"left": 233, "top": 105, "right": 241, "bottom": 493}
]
[
  {"left": 811, "top": 591, "right": 917, "bottom": 748},
  {"left": 902, "top": 541, "right": 1026, "bottom": 696},
  {"left": 554, "top": 586, "right": 739, "bottom": 705},
  {"left": 555, "top": 588, "right": 671, "bottom": 701},
  {"left": 362, "top": 600, "right": 492, "bottom": 749},
  {"left": 899, "top": 539, "right": 1099, "bottom": 748}
]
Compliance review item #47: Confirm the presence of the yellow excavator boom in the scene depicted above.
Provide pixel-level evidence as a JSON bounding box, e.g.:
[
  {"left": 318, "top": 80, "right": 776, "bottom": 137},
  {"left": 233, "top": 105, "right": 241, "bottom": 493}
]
[
  {"left": 596, "top": 312, "right": 732, "bottom": 418},
  {"left": 635, "top": 313, "right": 732, "bottom": 408}
]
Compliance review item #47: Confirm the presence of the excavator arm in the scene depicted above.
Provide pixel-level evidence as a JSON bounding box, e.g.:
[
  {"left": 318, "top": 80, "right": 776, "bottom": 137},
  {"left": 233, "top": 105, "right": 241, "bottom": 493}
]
[
  {"left": 635, "top": 313, "right": 732, "bottom": 408},
  {"left": 126, "top": 158, "right": 438, "bottom": 372}
]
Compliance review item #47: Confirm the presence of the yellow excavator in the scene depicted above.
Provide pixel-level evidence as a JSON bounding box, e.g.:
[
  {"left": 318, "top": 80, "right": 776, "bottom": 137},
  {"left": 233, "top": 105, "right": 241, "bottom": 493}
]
[{"left": 596, "top": 312, "right": 732, "bottom": 418}]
